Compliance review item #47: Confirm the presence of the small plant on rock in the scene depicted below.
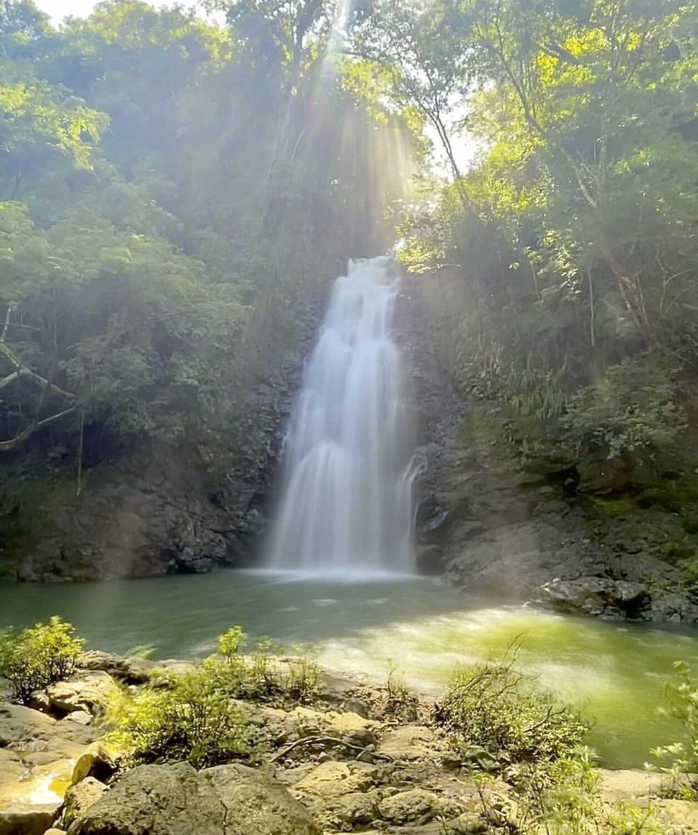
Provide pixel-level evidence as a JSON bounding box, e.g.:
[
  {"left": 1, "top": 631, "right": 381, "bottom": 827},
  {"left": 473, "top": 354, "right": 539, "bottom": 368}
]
[
  {"left": 246, "top": 636, "right": 283, "bottom": 699},
  {"left": 108, "top": 668, "right": 257, "bottom": 769},
  {"left": 284, "top": 650, "right": 320, "bottom": 703},
  {"left": 0, "top": 616, "right": 84, "bottom": 704},
  {"left": 384, "top": 668, "right": 419, "bottom": 721},
  {"left": 219, "top": 626, "right": 246, "bottom": 660}
]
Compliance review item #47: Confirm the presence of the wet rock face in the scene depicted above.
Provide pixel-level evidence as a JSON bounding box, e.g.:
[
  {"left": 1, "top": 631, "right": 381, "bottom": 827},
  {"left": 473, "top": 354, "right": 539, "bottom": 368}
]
[
  {"left": 1, "top": 292, "right": 327, "bottom": 583},
  {"left": 395, "top": 274, "right": 698, "bottom": 623},
  {"left": 541, "top": 577, "right": 653, "bottom": 619}
]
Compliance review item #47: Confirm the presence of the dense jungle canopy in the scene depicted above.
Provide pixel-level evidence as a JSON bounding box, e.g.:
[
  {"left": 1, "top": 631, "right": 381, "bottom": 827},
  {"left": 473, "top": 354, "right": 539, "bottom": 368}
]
[{"left": 1, "top": 0, "right": 698, "bottom": 499}]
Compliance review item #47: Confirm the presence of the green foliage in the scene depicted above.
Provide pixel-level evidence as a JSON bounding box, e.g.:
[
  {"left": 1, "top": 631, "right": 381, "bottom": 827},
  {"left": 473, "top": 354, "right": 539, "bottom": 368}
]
[
  {"left": 0, "top": 0, "right": 415, "bottom": 484},
  {"left": 374, "top": 0, "right": 698, "bottom": 486},
  {"left": 108, "top": 668, "right": 257, "bottom": 769},
  {"left": 0, "top": 615, "right": 84, "bottom": 704},
  {"left": 218, "top": 626, "right": 246, "bottom": 660},
  {"left": 205, "top": 627, "right": 320, "bottom": 705},
  {"left": 562, "top": 355, "right": 687, "bottom": 463},
  {"left": 436, "top": 654, "right": 588, "bottom": 770},
  {"left": 284, "top": 651, "right": 320, "bottom": 704},
  {"left": 476, "top": 749, "right": 663, "bottom": 835},
  {"left": 651, "top": 660, "right": 698, "bottom": 799},
  {"left": 384, "top": 668, "right": 419, "bottom": 721}
]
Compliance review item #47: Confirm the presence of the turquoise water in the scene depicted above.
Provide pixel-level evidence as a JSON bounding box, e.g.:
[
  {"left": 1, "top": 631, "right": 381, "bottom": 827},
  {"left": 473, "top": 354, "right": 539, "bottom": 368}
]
[{"left": 0, "top": 568, "right": 693, "bottom": 767}]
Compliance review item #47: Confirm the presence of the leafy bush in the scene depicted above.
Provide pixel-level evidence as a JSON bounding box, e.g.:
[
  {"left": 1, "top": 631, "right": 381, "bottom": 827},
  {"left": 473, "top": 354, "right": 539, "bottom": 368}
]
[
  {"left": 0, "top": 616, "right": 84, "bottom": 704},
  {"left": 651, "top": 660, "right": 698, "bottom": 798},
  {"left": 562, "top": 354, "right": 686, "bottom": 464},
  {"left": 284, "top": 652, "right": 320, "bottom": 704},
  {"left": 204, "top": 627, "right": 319, "bottom": 705},
  {"left": 108, "top": 668, "right": 257, "bottom": 769},
  {"left": 436, "top": 656, "right": 588, "bottom": 770},
  {"left": 219, "top": 626, "right": 246, "bottom": 660},
  {"left": 477, "top": 749, "right": 663, "bottom": 835}
]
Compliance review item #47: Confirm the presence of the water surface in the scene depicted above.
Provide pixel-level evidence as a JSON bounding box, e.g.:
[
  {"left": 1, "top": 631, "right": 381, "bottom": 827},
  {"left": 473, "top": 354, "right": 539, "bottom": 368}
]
[{"left": 0, "top": 568, "right": 692, "bottom": 767}]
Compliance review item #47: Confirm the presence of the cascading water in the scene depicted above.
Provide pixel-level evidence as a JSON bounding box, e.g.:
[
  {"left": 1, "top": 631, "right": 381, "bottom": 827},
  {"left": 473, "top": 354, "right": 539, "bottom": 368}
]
[{"left": 268, "top": 256, "right": 417, "bottom": 573}]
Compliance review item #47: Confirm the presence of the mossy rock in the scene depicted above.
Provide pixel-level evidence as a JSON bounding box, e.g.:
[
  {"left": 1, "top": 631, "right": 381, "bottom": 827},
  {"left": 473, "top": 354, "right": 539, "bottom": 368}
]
[
  {"left": 659, "top": 541, "right": 695, "bottom": 565},
  {"left": 636, "top": 488, "right": 682, "bottom": 512},
  {"left": 682, "top": 562, "right": 698, "bottom": 588},
  {"left": 585, "top": 494, "right": 639, "bottom": 518},
  {"left": 682, "top": 516, "right": 698, "bottom": 535}
]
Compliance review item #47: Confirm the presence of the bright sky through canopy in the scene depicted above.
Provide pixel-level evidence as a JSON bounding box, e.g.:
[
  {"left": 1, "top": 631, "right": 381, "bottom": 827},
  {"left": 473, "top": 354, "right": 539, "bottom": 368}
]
[
  {"left": 37, "top": 0, "right": 98, "bottom": 20},
  {"left": 38, "top": 0, "right": 192, "bottom": 22}
]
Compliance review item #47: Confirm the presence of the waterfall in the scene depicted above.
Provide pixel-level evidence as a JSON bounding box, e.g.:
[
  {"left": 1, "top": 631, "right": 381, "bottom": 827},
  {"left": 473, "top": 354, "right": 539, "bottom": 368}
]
[{"left": 268, "top": 256, "right": 417, "bottom": 573}]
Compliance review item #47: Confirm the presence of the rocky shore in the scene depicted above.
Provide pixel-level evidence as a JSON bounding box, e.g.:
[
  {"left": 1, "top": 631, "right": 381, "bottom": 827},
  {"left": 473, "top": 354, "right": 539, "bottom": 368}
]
[{"left": 2, "top": 649, "right": 697, "bottom": 835}]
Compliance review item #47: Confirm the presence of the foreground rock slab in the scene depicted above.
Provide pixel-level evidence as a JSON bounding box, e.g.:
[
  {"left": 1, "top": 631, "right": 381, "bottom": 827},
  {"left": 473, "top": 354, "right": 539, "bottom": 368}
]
[
  {"left": 202, "top": 763, "right": 320, "bottom": 835},
  {"left": 66, "top": 760, "right": 321, "bottom": 835},
  {"left": 67, "top": 762, "right": 226, "bottom": 835},
  {"left": 0, "top": 700, "right": 101, "bottom": 819},
  {"left": 0, "top": 802, "right": 60, "bottom": 835}
]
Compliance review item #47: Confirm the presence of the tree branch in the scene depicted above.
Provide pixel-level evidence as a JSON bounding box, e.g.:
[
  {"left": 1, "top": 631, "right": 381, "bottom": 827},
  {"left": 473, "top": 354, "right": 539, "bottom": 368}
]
[{"left": 0, "top": 406, "right": 76, "bottom": 453}]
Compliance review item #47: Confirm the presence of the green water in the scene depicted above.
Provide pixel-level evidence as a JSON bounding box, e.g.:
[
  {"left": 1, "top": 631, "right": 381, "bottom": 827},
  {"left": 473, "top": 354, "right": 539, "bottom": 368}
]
[{"left": 0, "top": 568, "right": 694, "bottom": 768}]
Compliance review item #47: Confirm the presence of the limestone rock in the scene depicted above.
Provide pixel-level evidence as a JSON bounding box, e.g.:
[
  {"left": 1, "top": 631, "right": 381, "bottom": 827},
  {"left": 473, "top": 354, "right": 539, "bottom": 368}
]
[
  {"left": 0, "top": 751, "right": 30, "bottom": 807},
  {"left": 654, "top": 798, "right": 698, "bottom": 831},
  {"left": 201, "top": 763, "right": 320, "bottom": 835},
  {"left": 452, "top": 813, "right": 488, "bottom": 834},
  {"left": 0, "top": 700, "right": 99, "bottom": 787},
  {"left": 71, "top": 742, "right": 119, "bottom": 785},
  {"left": 63, "top": 711, "right": 92, "bottom": 726},
  {"left": 315, "top": 792, "right": 378, "bottom": 830},
  {"left": 598, "top": 769, "right": 665, "bottom": 800},
  {"left": 78, "top": 651, "right": 153, "bottom": 684},
  {"left": 327, "top": 711, "right": 376, "bottom": 736},
  {"left": 377, "top": 725, "right": 438, "bottom": 761},
  {"left": 63, "top": 778, "right": 107, "bottom": 828},
  {"left": 378, "top": 789, "right": 443, "bottom": 825},
  {"left": 292, "top": 761, "right": 377, "bottom": 797},
  {"left": 67, "top": 762, "right": 226, "bottom": 835},
  {"left": 41, "top": 672, "right": 119, "bottom": 718},
  {"left": 0, "top": 803, "right": 60, "bottom": 835},
  {"left": 0, "top": 702, "right": 56, "bottom": 748}
]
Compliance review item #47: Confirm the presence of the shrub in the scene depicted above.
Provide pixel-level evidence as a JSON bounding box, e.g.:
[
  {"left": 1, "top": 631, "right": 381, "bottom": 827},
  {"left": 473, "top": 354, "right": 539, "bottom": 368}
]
[
  {"left": 651, "top": 660, "right": 698, "bottom": 798},
  {"left": 206, "top": 627, "right": 320, "bottom": 705},
  {"left": 108, "top": 669, "right": 257, "bottom": 769},
  {"left": 384, "top": 669, "right": 419, "bottom": 721},
  {"left": 562, "top": 353, "right": 686, "bottom": 465},
  {"left": 284, "top": 651, "right": 320, "bottom": 704},
  {"left": 477, "top": 750, "right": 663, "bottom": 835},
  {"left": 436, "top": 656, "right": 588, "bottom": 770},
  {"left": 219, "top": 626, "right": 246, "bottom": 660},
  {"left": 0, "top": 616, "right": 84, "bottom": 704},
  {"left": 246, "top": 636, "right": 282, "bottom": 699}
]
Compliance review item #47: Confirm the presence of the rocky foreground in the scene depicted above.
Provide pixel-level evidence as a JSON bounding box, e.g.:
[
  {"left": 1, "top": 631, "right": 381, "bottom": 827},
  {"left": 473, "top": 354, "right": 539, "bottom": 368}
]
[{"left": 1, "top": 651, "right": 698, "bottom": 835}]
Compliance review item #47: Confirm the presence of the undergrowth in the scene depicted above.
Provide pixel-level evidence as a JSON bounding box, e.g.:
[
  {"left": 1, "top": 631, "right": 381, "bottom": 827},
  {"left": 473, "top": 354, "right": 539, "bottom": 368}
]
[{"left": 0, "top": 616, "right": 84, "bottom": 704}]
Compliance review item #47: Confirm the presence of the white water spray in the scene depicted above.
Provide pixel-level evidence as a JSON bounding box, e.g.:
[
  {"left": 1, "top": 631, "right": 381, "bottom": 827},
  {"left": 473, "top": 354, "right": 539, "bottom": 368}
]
[{"left": 268, "top": 256, "right": 417, "bottom": 573}]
